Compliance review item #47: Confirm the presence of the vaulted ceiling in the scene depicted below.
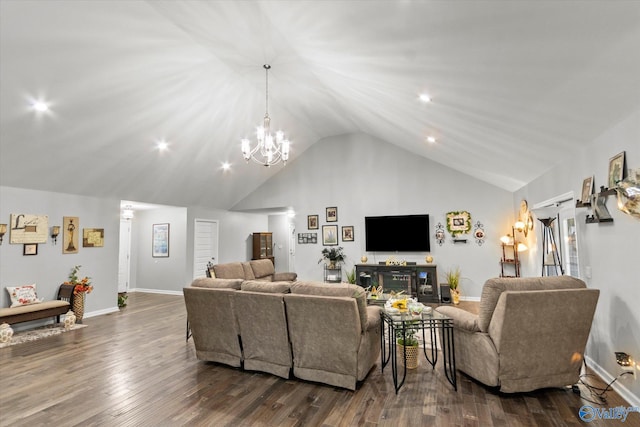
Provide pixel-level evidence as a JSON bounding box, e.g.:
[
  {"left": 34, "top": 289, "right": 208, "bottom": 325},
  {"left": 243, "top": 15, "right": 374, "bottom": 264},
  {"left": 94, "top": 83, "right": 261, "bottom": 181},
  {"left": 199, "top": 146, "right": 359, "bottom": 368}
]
[{"left": 1, "top": 1, "right": 639, "bottom": 210}]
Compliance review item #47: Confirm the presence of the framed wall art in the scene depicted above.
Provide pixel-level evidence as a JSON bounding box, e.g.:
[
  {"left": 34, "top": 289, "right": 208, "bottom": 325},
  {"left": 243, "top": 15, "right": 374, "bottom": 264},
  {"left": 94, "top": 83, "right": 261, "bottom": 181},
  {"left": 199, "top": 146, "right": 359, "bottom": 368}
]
[
  {"left": 63, "top": 216, "right": 79, "bottom": 254},
  {"left": 307, "top": 215, "right": 319, "bottom": 230},
  {"left": 326, "top": 207, "right": 338, "bottom": 222},
  {"left": 608, "top": 151, "right": 625, "bottom": 188},
  {"left": 322, "top": 225, "right": 338, "bottom": 246},
  {"left": 341, "top": 226, "right": 354, "bottom": 242},
  {"left": 297, "top": 233, "right": 317, "bottom": 244},
  {"left": 152, "top": 223, "right": 170, "bottom": 257},
  {"left": 83, "top": 228, "right": 104, "bottom": 247},
  {"left": 9, "top": 214, "right": 48, "bottom": 244},
  {"left": 446, "top": 211, "right": 471, "bottom": 238},
  {"left": 581, "top": 176, "right": 594, "bottom": 203},
  {"left": 23, "top": 243, "right": 38, "bottom": 256}
]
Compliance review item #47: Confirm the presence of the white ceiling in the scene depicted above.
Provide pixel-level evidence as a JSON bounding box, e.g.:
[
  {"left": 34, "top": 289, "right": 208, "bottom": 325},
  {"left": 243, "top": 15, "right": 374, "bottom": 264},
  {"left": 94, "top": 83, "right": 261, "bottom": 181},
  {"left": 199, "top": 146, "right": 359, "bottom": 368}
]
[{"left": 1, "top": 1, "right": 639, "bottom": 210}]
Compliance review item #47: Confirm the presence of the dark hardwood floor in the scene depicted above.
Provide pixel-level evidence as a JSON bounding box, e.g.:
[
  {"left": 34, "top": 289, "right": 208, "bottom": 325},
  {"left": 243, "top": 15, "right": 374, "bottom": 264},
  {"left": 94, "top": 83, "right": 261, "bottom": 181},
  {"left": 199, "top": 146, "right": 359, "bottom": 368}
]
[{"left": 1, "top": 292, "right": 637, "bottom": 427}]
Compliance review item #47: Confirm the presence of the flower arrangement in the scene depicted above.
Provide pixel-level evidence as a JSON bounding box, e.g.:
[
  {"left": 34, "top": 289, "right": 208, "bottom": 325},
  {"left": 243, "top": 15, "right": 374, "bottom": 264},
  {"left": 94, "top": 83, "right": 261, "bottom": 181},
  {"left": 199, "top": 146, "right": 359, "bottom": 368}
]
[{"left": 64, "top": 265, "right": 93, "bottom": 295}]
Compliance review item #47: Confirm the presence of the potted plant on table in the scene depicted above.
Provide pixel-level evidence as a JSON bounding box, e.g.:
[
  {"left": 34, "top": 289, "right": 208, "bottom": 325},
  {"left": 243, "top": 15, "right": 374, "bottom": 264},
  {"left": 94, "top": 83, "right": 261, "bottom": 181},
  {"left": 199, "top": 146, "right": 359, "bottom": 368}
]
[
  {"left": 444, "top": 266, "right": 461, "bottom": 305},
  {"left": 318, "top": 246, "right": 346, "bottom": 269},
  {"left": 396, "top": 321, "right": 420, "bottom": 369}
]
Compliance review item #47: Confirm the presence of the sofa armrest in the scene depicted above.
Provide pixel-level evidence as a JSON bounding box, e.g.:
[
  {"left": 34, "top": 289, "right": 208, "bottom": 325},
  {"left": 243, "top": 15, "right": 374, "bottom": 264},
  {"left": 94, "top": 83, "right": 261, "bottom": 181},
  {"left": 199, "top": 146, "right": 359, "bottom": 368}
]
[
  {"left": 273, "top": 272, "right": 298, "bottom": 282},
  {"left": 436, "top": 306, "right": 480, "bottom": 333},
  {"left": 365, "top": 305, "right": 382, "bottom": 332}
]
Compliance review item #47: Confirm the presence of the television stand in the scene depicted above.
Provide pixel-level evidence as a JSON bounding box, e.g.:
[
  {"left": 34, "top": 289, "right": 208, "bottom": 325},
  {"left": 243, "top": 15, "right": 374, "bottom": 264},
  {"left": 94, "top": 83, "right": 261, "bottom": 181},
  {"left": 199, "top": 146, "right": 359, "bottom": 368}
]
[{"left": 355, "top": 264, "right": 439, "bottom": 303}]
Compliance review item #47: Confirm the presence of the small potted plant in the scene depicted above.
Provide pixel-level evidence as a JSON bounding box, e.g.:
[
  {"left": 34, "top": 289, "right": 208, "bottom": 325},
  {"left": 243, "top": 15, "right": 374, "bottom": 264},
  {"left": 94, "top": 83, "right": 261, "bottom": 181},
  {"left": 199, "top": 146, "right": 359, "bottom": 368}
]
[
  {"left": 396, "top": 322, "right": 420, "bottom": 369},
  {"left": 444, "top": 266, "right": 461, "bottom": 305},
  {"left": 345, "top": 267, "right": 357, "bottom": 284},
  {"left": 318, "top": 246, "right": 346, "bottom": 269}
]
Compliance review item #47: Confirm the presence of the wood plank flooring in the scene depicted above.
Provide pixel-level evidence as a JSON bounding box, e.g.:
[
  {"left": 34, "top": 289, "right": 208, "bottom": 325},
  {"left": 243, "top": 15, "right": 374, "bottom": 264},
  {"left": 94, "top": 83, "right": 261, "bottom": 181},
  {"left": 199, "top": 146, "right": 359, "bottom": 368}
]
[{"left": 1, "top": 292, "right": 637, "bottom": 427}]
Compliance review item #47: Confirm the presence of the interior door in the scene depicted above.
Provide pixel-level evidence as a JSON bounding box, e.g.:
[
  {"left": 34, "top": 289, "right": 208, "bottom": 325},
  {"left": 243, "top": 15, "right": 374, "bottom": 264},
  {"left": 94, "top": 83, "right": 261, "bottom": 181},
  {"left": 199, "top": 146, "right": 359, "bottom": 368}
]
[
  {"left": 193, "top": 219, "right": 219, "bottom": 279},
  {"left": 118, "top": 219, "right": 131, "bottom": 292}
]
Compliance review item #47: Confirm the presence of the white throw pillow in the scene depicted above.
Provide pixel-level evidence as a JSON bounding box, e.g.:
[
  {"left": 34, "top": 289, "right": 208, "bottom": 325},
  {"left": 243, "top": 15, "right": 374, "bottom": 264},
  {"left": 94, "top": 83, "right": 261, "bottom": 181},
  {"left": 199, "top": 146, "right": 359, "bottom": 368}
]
[{"left": 6, "top": 284, "right": 43, "bottom": 308}]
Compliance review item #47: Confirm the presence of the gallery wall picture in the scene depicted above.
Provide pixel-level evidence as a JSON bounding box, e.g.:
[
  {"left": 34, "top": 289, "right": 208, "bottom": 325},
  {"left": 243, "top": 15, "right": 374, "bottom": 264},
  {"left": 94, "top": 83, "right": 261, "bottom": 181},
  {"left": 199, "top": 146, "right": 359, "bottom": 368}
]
[
  {"left": 326, "top": 207, "right": 338, "bottom": 222},
  {"left": 23, "top": 243, "right": 38, "bottom": 256},
  {"left": 322, "top": 225, "right": 338, "bottom": 246},
  {"left": 9, "top": 214, "right": 48, "bottom": 244},
  {"left": 63, "top": 216, "right": 79, "bottom": 254},
  {"left": 152, "top": 223, "right": 170, "bottom": 257},
  {"left": 83, "top": 228, "right": 104, "bottom": 247}
]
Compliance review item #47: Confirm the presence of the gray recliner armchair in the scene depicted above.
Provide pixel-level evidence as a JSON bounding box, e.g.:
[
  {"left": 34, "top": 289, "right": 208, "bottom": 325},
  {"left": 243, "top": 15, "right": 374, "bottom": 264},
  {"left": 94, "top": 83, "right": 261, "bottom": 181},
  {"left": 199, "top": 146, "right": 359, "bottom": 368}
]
[{"left": 436, "top": 276, "right": 599, "bottom": 393}]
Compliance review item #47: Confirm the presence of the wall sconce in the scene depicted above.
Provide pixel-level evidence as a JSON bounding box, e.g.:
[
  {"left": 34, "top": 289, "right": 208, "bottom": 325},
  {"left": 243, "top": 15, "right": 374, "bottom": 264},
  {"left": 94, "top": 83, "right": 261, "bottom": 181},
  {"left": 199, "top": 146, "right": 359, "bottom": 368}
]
[
  {"left": 0, "top": 224, "right": 6, "bottom": 245},
  {"left": 51, "top": 226, "right": 61, "bottom": 244}
]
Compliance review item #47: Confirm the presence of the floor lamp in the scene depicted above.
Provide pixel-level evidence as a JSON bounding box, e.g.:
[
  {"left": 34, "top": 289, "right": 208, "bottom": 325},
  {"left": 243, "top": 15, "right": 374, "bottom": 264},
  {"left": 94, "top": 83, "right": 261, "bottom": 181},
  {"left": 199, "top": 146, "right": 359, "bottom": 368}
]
[{"left": 539, "top": 217, "right": 564, "bottom": 276}]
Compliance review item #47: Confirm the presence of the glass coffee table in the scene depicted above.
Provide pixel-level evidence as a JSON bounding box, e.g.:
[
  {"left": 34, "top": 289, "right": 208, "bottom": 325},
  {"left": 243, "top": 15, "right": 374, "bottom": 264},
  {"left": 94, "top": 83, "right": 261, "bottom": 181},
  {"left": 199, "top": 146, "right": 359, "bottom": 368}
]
[{"left": 380, "top": 308, "right": 456, "bottom": 393}]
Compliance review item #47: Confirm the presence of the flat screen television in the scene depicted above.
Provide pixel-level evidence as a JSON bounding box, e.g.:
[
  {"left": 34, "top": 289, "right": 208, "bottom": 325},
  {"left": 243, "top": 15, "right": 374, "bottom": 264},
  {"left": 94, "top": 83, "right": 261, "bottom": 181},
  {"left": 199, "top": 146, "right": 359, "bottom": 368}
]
[{"left": 365, "top": 214, "right": 430, "bottom": 252}]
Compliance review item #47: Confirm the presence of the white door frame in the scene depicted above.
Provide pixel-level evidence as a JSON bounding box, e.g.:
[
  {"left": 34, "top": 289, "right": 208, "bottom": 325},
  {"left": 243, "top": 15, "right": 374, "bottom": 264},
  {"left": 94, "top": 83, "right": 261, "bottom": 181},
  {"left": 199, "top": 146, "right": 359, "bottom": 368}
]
[{"left": 118, "top": 219, "right": 132, "bottom": 292}]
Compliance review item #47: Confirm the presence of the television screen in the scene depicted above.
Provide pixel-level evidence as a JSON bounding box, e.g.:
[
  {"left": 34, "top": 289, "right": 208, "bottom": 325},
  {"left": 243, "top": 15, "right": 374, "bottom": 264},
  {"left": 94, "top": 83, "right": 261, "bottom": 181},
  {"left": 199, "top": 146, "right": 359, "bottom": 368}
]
[{"left": 365, "top": 214, "right": 430, "bottom": 252}]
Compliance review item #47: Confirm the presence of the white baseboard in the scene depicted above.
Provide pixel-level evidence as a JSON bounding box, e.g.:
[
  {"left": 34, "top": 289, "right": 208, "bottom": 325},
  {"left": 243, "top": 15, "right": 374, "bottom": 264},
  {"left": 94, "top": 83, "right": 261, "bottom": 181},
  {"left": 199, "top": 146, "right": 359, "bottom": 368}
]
[
  {"left": 83, "top": 306, "right": 119, "bottom": 319},
  {"left": 460, "top": 296, "right": 480, "bottom": 302},
  {"left": 129, "top": 288, "right": 184, "bottom": 296},
  {"left": 585, "top": 355, "right": 640, "bottom": 408}
]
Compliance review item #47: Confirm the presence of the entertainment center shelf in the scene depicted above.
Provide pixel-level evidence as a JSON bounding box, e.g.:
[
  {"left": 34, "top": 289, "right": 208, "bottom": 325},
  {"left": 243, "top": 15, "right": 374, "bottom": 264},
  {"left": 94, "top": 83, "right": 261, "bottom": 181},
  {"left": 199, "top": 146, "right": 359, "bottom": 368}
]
[{"left": 355, "top": 264, "right": 439, "bottom": 303}]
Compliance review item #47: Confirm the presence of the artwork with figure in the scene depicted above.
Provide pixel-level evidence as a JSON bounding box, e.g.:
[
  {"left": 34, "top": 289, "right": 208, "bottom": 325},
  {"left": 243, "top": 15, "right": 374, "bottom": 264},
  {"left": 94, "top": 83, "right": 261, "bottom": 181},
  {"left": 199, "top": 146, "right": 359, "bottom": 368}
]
[
  {"left": 10, "top": 214, "right": 48, "bottom": 244},
  {"left": 63, "top": 216, "right": 79, "bottom": 254}
]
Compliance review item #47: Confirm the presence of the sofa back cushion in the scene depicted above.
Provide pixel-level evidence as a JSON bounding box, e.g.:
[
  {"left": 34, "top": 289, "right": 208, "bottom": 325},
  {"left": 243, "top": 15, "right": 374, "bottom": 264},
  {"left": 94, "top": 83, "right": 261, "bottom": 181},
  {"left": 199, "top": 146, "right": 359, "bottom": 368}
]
[
  {"left": 250, "top": 259, "right": 276, "bottom": 280},
  {"left": 241, "top": 262, "right": 256, "bottom": 280},
  {"left": 191, "top": 278, "right": 243, "bottom": 290},
  {"left": 290, "top": 281, "right": 367, "bottom": 332},
  {"left": 212, "top": 262, "right": 246, "bottom": 280},
  {"left": 241, "top": 280, "right": 291, "bottom": 294},
  {"left": 478, "top": 276, "right": 586, "bottom": 332}
]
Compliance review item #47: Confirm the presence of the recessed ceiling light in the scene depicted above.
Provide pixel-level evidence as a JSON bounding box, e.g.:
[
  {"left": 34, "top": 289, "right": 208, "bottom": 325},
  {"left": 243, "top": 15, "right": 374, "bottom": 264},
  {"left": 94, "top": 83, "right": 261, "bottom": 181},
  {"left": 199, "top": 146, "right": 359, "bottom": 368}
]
[
  {"left": 222, "top": 162, "right": 231, "bottom": 171},
  {"left": 419, "top": 93, "right": 432, "bottom": 103},
  {"left": 156, "top": 140, "right": 169, "bottom": 151},
  {"left": 31, "top": 100, "right": 49, "bottom": 112},
  {"left": 426, "top": 136, "right": 436, "bottom": 143}
]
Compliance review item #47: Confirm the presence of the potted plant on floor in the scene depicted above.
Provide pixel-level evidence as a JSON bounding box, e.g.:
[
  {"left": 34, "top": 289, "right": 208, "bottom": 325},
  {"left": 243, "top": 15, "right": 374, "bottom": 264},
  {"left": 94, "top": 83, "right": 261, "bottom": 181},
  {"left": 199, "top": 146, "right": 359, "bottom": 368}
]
[
  {"left": 396, "top": 322, "right": 420, "bottom": 369},
  {"left": 63, "top": 265, "right": 94, "bottom": 322},
  {"left": 445, "top": 266, "right": 461, "bottom": 305}
]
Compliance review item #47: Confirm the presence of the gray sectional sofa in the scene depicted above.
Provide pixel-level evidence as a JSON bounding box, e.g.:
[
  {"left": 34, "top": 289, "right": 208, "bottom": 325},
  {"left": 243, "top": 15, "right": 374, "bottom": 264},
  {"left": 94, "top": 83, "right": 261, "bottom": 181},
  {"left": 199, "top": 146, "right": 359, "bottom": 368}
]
[{"left": 183, "top": 266, "right": 381, "bottom": 390}]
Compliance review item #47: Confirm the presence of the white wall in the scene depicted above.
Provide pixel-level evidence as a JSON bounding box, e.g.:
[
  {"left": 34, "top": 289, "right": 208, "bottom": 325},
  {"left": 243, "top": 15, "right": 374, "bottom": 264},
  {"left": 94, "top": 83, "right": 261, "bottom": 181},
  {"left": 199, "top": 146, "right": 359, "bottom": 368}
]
[
  {"left": 233, "top": 133, "right": 515, "bottom": 296},
  {"left": 0, "top": 186, "right": 120, "bottom": 320},
  {"left": 132, "top": 206, "right": 189, "bottom": 292},
  {"left": 185, "top": 206, "right": 268, "bottom": 276},
  {"left": 514, "top": 109, "right": 640, "bottom": 406}
]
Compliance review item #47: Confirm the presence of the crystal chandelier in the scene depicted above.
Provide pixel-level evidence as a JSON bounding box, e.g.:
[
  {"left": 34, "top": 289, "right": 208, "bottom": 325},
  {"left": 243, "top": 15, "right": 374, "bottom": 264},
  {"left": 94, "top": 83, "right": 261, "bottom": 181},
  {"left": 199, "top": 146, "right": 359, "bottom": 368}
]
[{"left": 241, "top": 64, "right": 290, "bottom": 167}]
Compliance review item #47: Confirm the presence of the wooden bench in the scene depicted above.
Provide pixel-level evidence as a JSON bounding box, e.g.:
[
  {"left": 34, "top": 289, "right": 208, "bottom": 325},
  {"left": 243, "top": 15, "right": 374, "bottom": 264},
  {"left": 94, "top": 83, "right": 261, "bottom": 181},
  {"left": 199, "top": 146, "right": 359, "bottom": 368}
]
[{"left": 0, "top": 285, "right": 74, "bottom": 325}]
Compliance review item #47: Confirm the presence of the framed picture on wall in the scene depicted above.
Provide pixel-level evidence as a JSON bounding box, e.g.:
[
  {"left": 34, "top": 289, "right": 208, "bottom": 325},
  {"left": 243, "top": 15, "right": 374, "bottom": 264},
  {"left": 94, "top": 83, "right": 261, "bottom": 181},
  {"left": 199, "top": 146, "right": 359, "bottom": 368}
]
[
  {"left": 152, "top": 223, "right": 170, "bottom": 257},
  {"left": 23, "top": 243, "right": 38, "bottom": 256},
  {"left": 322, "top": 225, "right": 338, "bottom": 246},
  {"left": 608, "top": 151, "right": 625, "bottom": 188},
  {"left": 63, "top": 216, "right": 79, "bottom": 254},
  {"left": 341, "top": 226, "right": 354, "bottom": 242},
  {"left": 581, "top": 176, "right": 594, "bottom": 203},
  {"left": 83, "top": 228, "right": 104, "bottom": 247},
  {"left": 307, "top": 215, "right": 319, "bottom": 230},
  {"left": 326, "top": 207, "right": 338, "bottom": 222}
]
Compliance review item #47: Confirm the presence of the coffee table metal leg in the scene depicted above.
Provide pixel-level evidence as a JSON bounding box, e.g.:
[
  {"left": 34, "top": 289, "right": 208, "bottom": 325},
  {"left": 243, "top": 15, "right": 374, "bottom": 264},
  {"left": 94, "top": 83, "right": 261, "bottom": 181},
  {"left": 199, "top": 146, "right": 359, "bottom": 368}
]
[{"left": 441, "top": 323, "right": 457, "bottom": 390}]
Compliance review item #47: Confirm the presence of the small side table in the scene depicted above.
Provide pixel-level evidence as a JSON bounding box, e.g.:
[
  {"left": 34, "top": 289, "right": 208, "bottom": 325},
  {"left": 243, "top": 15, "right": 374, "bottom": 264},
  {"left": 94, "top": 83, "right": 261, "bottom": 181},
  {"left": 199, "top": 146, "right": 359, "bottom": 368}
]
[
  {"left": 323, "top": 265, "right": 342, "bottom": 283},
  {"left": 380, "top": 308, "right": 456, "bottom": 393}
]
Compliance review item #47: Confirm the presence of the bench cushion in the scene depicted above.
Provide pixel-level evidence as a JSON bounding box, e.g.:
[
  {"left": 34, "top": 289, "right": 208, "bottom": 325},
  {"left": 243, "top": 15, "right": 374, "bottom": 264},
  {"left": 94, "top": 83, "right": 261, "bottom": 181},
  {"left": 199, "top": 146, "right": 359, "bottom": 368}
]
[{"left": 0, "top": 300, "right": 69, "bottom": 317}]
